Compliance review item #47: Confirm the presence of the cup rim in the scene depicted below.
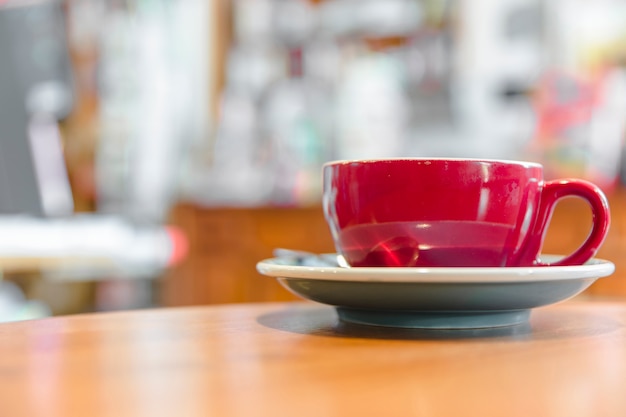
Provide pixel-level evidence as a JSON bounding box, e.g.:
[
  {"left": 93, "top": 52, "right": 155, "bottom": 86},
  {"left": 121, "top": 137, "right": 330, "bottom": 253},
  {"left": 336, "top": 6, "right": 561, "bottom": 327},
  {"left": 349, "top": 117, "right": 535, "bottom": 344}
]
[{"left": 322, "top": 157, "right": 543, "bottom": 169}]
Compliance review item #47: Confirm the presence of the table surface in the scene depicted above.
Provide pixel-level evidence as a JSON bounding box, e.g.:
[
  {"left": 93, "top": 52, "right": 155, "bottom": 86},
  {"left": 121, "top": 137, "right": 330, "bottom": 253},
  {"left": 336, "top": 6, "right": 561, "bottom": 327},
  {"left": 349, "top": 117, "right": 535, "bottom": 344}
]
[{"left": 1, "top": 299, "right": 626, "bottom": 417}]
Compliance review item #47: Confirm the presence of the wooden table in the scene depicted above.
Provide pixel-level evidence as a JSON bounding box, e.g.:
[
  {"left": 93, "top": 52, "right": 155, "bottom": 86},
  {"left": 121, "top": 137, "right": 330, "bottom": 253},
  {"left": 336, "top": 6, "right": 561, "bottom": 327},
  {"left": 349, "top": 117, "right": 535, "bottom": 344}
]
[{"left": 1, "top": 300, "right": 626, "bottom": 417}]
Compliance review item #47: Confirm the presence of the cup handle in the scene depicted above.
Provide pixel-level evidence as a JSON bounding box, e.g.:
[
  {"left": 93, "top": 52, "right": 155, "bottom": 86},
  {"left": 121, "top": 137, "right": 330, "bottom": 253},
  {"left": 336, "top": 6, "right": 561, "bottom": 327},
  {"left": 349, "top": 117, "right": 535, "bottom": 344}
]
[{"left": 530, "top": 179, "right": 610, "bottom": 266}]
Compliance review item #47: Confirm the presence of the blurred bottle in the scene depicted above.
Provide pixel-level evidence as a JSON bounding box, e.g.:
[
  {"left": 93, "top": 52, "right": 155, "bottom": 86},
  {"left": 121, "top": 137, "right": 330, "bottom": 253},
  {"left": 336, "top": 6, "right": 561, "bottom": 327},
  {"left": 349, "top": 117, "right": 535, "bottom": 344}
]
[
  {"left": 96, "top": 0, "right": 211, "bottom": 222},
  {"left": 260, "top": 47, "right": 332, "bottom": 204},
  {"left": 335, "top": 47, "right": 411, "bottom": 159}
]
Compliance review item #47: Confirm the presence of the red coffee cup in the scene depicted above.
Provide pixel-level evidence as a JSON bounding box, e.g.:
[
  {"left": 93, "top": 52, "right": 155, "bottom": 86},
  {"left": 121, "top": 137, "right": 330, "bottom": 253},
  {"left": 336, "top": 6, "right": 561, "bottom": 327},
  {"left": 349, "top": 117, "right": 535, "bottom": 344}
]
[{"left": 323, "top": 158, "right": 610, "bottom": 267}]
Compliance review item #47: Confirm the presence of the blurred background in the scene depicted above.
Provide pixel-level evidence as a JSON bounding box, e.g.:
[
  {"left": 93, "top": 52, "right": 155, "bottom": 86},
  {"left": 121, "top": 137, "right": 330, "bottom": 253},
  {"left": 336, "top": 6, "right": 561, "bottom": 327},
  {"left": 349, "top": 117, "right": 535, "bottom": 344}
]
[{"left": 2, "top": 0, "right": 626, "bottom": 320}]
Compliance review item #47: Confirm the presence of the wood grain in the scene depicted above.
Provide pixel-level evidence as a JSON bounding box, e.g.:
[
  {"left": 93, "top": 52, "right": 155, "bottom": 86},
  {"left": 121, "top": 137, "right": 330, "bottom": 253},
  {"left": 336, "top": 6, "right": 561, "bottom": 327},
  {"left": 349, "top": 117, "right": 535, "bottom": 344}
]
[
  {"left": 161, "top": 205, "right": 335, "bottom": 306},
  {"left": 1, "top": 300, "right": 625, "bottom": 417}
]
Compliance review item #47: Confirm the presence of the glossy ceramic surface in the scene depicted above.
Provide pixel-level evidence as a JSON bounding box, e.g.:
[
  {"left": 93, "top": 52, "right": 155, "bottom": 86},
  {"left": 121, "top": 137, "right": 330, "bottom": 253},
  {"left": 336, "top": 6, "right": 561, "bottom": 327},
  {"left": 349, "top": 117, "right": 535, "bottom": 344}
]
[
  {"left": 256, "top": 253, "right": 615, "bottom": 329},
  {"left": 323, "top": 158, "right": 610, "bottom": 268}
]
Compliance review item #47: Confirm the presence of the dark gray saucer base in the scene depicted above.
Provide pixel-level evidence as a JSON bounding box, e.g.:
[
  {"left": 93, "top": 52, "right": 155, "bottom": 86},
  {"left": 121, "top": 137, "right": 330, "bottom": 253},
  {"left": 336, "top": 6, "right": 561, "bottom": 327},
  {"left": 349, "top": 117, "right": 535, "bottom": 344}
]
[{"left": 336, "top": 307, "right": 531, "bottom": 329}]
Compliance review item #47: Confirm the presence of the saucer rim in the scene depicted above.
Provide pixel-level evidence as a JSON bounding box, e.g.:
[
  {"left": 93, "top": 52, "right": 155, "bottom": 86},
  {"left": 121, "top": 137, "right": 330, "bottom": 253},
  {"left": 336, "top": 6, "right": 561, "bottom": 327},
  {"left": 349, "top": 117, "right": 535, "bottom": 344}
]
[{"left": 256, "top": 254, "right": 615, "bottom": 284}]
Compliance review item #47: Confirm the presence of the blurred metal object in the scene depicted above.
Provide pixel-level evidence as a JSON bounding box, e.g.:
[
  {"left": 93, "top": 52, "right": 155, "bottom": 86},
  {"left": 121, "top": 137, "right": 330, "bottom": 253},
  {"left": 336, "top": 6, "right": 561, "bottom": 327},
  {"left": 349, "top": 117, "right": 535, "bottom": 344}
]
[
  {"left": 0, "top": 0, "right": 74, "bottom": 119},
  {"left": 0, "top": 0, "right": 75, "bottom": 217},
  {"left": 27, "top": 113, "right": 74, "bottom": 216}
]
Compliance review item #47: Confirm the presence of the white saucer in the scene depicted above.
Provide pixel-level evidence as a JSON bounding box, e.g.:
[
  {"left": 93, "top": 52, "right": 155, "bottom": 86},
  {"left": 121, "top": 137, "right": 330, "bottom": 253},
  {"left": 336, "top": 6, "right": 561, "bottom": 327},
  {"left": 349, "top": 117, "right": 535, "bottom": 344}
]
[
  {"left": 256, "top": 253, "right": 615, "bottom": 329},
  {"left": 257, "top": 254, "right": 615, "bottom": 283}
]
